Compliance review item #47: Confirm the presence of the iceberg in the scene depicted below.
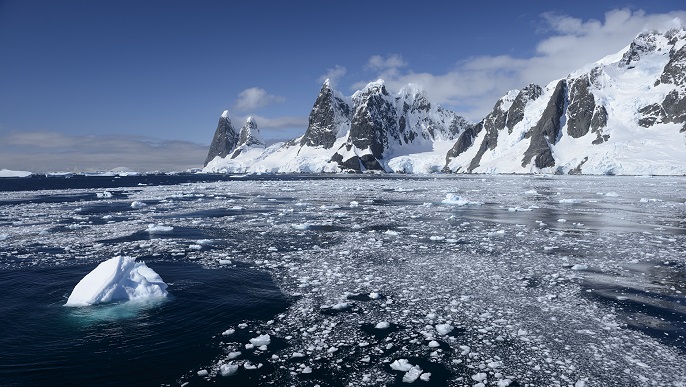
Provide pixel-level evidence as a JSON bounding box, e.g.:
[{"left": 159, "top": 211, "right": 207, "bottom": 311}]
[{"left": 65, "top": 256, "right": 168, "bottom": 307}]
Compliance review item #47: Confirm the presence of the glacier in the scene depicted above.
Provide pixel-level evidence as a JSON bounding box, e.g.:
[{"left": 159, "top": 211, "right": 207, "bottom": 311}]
[{"left": 65, "top": 256, "right": 168, "bottom": 307}]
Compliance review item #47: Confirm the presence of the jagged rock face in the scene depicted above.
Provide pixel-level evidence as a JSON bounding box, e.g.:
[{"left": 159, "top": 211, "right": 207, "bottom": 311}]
[
  {"left": 338, "top": 84, "right": 397, "bottom": 170},
  {"left": 468, "top": 99, "right": 508, "bottom": 172},
  {"left": 620, "top": 32, "right": 658, "bottom": 67},
  {"left": 506, "top": 84, "right": 542, "bottom": 133},
  {"left": 566, "top": 76, "right": 596, "bottom": 138},
  {"left": 300, "top": 82, "right": 351, "bottom": 149},
  {"left": 328, "top": 81, "right": 469, "bottom": 172},
  {"left": 446, "top": 86, "right": 542, "bottom": 172},
  {"left": 522, "top": 80, "right": 567, "bottom": 169},
  {"left": 660, "top": 31, "right": 686, "bottom": 86},
  {"left": 204, "top": 112, "right": 239, "bottom": 167},
  {"left": 231, "top": 118, "right": 264, "bottom": 159},
  {"left": 444, "top": 122, "right": 482, "bottom": 171},
  {"left": 658, "top": 33, "right": 686, "bottom": 132}
]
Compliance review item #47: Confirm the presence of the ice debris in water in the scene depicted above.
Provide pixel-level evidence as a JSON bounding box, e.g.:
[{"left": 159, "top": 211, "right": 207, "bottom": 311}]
[
  {"left": 249, "top": 334, "right": 271, "bottom": 347},
  {"left": 131, "top": 201, "right": 147, "bottom": 208},
  {"left": 441, "top": 193, "right": 482, "bottom": 206},
  {"left": 146, "top": 224, "right": 173, "bottom": 232},
  {"left": 65, "top": 256, "right": 168, "bottom": 306}
]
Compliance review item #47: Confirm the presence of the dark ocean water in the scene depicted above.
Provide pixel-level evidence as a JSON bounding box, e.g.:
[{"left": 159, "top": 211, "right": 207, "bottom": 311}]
[{"left": 0, "top": 260, "right": 287, "bottom": 386}]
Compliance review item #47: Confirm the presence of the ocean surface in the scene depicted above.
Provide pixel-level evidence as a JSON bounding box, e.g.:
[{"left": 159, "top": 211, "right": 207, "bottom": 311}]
[{"left": 0, "top": 173, "right": 684, "bottom": 386}]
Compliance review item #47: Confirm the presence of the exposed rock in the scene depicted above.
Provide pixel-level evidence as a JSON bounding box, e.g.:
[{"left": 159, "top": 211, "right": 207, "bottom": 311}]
[
  {"left": 662, "top": 90, "right": 686, "bottom": 128},
  {"left": 506, "top": 84, "right": 542, "bottom": 133},
  {"left": 568, "top": 157, "right": 589, "bottom": 175},
  {"left": 521, "top": 80, "right": 567, "bottom": 169},
  {"left": 230, "top": 117, "right": 264, "bottom": 159},
  {"left": 590, "top": 105, "right": 608, "bottom": 132},
  {"left": 444, "top": 122, "right": 482, "bottom": 166},
  {"left": 204, "top": 111, "right": 239, "bottom": 167},
  {"left": 660, "top": 33, "right": 686, "bottom": 86},
  {"left": 566, "top": 76, "right": 595, "bottom": 138},
  {"left": 620, "top": 32, "right": 658, "bottom": 67},
  {"left": 300, "top": 80, "right": 351, "bottom": 149},
  {"left": 638, "top": 103, "right": 665, "bottom": 127},
  {"left": 468, "top": 99, "right": 508, "bottom": 172},
  {"left": 330, "top": 81, "right": 468, "bottom": 172}
]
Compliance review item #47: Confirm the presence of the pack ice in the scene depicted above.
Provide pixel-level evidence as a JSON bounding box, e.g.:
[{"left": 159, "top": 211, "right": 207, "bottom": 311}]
[{"left": 65, "top": 256, "right": 168, "bottom": 306}]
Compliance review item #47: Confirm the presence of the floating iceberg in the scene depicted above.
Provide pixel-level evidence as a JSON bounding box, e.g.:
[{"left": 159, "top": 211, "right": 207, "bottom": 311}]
[{"left": 65, "top": 256, "right": 168, "bottom": 307}]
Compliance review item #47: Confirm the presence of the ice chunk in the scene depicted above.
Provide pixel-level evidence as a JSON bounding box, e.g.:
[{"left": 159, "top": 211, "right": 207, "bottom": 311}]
[
  {"left": 402, "top": 365, "right": 424, "bottom": 383},
  {"left": 146, "top": 224, "right": 173, "bottom": 232},
  {"left": 249, "top": 334, "right": 271, "bottom": 346},
  {"left": 65, "top": 256, "right": 168, "bottom": 306},
  {"left": 390, "top": 359, "right": 413, "bottom": 372},
  {"left": 219, "top": 363, "right": 239, "bottom": 376},
  {"left": 375, "top": 321, "right": 391, "bottom": 329},
  {"left": 131, "top": 201, "right": 147, "bottom": 209},
  {"left": 0, "top": 169, "right": 32, "bottom": 177},
  {"left": 441, "top": 193, "right": 482, "bottom": 206},
  {"left": 435, "top": 323, "right": 454, "bottom": 335}
]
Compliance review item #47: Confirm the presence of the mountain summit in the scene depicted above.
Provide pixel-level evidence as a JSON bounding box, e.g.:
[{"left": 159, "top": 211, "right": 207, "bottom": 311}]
[
  {"left": 204, "top": 24, "right": 686, "bottom": 175},
  {"left": 444, "top": 25, "right": 686, "bottom": 175}
]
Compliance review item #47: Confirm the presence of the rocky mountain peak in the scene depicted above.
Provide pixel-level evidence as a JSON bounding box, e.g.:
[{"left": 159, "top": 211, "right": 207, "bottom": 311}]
[{"left": 204, "top": 110, "right": 239, "bottom": 167}]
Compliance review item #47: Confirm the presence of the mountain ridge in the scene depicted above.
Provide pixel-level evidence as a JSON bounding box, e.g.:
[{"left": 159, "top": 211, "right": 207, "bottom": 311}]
[{"left": 204, "top": 24, "right": 686, "bottom": 175}]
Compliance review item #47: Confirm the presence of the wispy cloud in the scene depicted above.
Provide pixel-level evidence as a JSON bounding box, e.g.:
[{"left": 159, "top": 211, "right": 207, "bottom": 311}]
[
  {"left": 355, "top": 9, "right": 686, "bottom": 121},
  {"left": 236, "top": 114, "right": 308, "bottom": 132},
  {"left": 0, "top": 130, "right": 207, "bottom": 173},
  {"left": 317, "top": 65, "right": 347, "bottom": 87},
  {"left": 234, "top": 87, "right": 285, "bottom": 112}
]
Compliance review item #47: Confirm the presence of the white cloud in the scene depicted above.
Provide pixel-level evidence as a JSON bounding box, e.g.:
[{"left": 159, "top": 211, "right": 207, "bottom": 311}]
[
  {"left": 318, "top": 65, "right": 347, "bottom": 87},
  {"left": 0, "top": 130, "right": 207, "bottom": 173},
  {"left": 234, "top": 87, "right": 285, "bottom": 112},
  {"left": 355, "top": 9, "right": 686, "bottom": 121},
  {"left": 236, "top": 114, "right": 308, "bottom": 131},
  {"left": 366, "top": 54, "right": 407, "bottom": 71},
  {"left": 363, "top": 54, "right": 408, "bottom": 80}
]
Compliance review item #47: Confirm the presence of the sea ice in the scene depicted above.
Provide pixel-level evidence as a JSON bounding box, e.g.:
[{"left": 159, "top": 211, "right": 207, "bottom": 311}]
[
  {"left": 65, "top": 256, "right": 168, "bottom": 306},
  {"left": 441, "top": 193, "right": 482, "bottom": 206},
  {"left": 146, "top": 224, "right": 173, "bottom": 232},
  {"left": 249, "top": 334, "right": 271, "bottom": 347}
]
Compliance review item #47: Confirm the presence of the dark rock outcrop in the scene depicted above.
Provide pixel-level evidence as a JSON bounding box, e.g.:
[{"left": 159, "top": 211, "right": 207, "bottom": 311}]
[
  {"left": 230, "top": 117, "right": 264, "bottom": 159},
  {"left": 620, "top": 32, "right": 658, "bottom": 67},
  {"left": 566, "top": 76, "right": 596, "bottom": 138},
  {"left": 506, "top": 84, "right": 542, "bottom": 133},
  {"left": 522, "top": 80, "right": 568, "bottom": 168},
  {"left": 467, "top": 99, "right": 508, "bottom": 172},
  {"left": 204, "top": 111, "right": 239, "bottom": 166},
  {"left": 444, "top": 122, "right": 482, "bottom": 168},
  {"left": 332, "top": 82, "right": 397, "bottom": 171},
  {"left": 300, "top": 80, "right": 351, "bottom": 149}
]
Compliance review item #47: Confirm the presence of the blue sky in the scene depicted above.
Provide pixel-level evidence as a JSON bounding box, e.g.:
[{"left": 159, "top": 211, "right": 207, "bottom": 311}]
[{"left": 0, "top": 1, "right": 684, "bottom": 172}]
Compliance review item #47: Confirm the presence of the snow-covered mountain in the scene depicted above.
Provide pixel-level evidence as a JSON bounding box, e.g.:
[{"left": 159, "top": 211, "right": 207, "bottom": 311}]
[
  {"left": 445, "top": 25, "right": 686, "bottom": 175},
  {"left": 205, "top": 114, "right": 265, "bottom": 168},
  {"left": 204, "top": 24, "right": 686, "bottom": 175},
  {"left": 204, "top": 80, "right": 470, "bottom": 173}
]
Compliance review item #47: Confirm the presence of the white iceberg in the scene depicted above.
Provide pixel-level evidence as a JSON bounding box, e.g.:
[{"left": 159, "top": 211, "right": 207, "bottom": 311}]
[
  {"left": 0, "top": 169, "right": 32, "bottom": 177},
  {"left": 65, "top": 256, "right": 168, "bottom": 306}
]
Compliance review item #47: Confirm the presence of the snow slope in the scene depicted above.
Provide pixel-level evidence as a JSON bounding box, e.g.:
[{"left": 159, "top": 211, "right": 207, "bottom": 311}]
[{"left": 446, "top": 23, "right": 686, "bottom": 175}]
